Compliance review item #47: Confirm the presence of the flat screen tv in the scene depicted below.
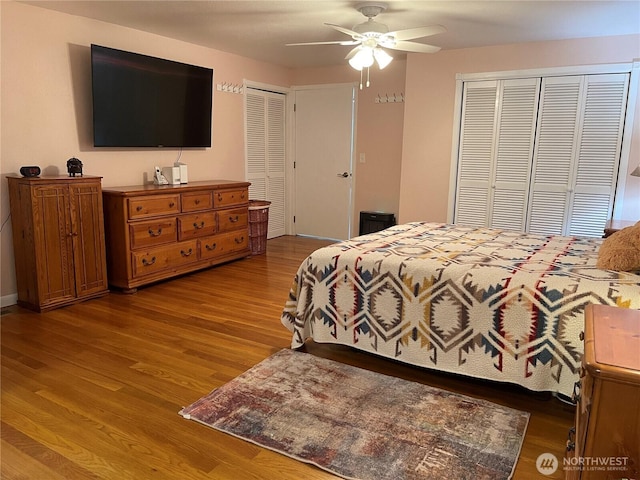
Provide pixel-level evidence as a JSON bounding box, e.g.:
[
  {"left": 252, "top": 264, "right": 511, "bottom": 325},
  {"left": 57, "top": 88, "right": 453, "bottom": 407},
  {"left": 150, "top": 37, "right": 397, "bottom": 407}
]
[{"left": 91, "top": 44, "right": 213, "bottom": 148}]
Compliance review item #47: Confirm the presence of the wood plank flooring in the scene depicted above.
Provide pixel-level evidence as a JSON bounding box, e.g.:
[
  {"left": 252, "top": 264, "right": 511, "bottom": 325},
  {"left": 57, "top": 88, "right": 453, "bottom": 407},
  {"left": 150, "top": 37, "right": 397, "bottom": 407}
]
[{"left": 1, "top": 235, "right": 575, "bottom": 479}]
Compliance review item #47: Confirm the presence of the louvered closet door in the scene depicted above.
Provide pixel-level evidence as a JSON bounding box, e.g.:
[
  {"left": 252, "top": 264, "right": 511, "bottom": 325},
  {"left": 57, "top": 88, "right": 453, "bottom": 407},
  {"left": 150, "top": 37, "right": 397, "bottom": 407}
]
[
  {"left": 245, "top": 88, "right": 286, "bottom": 238},
  {"left": 454, "top": 81, "right": 497, "bottom": 227},
  {"left": 454, "top": 79, "right": 539, "bottom": 231},
  {"left": 527, "top": 74, "right": 629, "bottom": 236},
  {"left": 490, "top": 78, "right": 540, "bottom": 231}
]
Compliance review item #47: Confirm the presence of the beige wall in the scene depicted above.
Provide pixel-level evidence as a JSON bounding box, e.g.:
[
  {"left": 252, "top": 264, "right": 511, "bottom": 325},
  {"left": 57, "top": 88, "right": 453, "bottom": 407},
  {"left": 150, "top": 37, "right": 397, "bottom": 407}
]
[
  {"left": 0, "top": 2, "right": 292, "bottom": 301},
  {"left": 400, "top": 34, "right": 640, "bottom": 223}
]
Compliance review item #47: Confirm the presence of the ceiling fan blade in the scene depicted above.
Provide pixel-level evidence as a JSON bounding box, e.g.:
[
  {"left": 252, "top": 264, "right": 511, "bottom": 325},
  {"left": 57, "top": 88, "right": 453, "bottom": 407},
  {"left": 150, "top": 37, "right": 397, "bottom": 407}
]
[
  {"left": 386, "top": 40, "right": 441, "bottom": 54},
  {"left": 286, "top": 40, "right": 359, "bottom": 46},
  {"left": 387, "top": 25, "right": 446, "bottom": 41},
  {"left": 344, "top": 46, "right": 361, "bottom": 60},
  {"left": 325, "top": 23, "right": 363, "bottom": 39}
]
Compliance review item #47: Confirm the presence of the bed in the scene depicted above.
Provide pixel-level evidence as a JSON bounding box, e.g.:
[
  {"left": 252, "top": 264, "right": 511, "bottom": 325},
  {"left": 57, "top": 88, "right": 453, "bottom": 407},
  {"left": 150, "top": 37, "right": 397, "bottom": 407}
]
[{"left": 281, "top": 222, "right": 640, "bottom": 398}]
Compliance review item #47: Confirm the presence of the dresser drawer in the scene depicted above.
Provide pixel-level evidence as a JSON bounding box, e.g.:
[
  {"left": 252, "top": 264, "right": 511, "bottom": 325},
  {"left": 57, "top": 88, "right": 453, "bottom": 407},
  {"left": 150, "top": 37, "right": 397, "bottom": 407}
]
[
  {"left": 214, "top": 188, "right": 248, "bottom": 208},
  {"left": 178, "top": 212, "right": 217, "bottom": 240},
  {"left": 200, "top": 231, "right": 249, "bottom": 260},
  {"left": 129, "top": 219, "right": 177, "bottom": 249},
  {"left": 218, "top": 207, "right": 248, "bottom": 232},
  {"left": 182, "top": 192, "right": 212, "bottom": 212},
  {"left": 128, "top": 194, "right": 180, "bottom": 220},
  {"left": 132, "top": 240, "right": 198, "bottom": 277}
]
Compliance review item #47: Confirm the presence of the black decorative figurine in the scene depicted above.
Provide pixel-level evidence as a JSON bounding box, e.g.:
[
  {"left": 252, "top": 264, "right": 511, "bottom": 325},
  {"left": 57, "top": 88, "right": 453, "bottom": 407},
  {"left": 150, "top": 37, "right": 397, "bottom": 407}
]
[{"left": 67, "top": 157, "right": 83, "bottom": 177}]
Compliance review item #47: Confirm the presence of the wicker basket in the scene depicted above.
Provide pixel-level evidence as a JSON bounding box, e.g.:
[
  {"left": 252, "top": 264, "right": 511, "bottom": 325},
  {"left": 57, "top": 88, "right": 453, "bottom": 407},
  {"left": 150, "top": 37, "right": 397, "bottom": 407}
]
[{"left": 248, "top": 200, "right": 271, "bottom": 255}]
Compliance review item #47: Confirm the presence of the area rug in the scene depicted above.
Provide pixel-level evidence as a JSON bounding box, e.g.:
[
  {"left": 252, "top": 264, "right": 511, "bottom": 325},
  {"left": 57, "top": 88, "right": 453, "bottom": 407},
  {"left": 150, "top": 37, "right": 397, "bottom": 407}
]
[{"left": 179, "top": 349, "right": 529, "bottom": 480}]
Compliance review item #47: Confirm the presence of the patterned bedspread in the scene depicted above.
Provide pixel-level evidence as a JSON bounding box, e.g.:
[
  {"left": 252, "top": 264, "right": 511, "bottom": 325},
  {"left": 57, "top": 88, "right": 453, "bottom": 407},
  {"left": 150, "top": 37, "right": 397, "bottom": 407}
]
[{"left": 281, "top": 222, "right": 640, "bottom": 397}]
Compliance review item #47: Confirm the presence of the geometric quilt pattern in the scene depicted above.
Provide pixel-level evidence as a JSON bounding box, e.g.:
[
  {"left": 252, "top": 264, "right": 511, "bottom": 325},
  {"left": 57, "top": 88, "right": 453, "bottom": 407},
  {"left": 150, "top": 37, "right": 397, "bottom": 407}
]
[{"left": 282, "top": 222, "right": 640, "bottom": 398}]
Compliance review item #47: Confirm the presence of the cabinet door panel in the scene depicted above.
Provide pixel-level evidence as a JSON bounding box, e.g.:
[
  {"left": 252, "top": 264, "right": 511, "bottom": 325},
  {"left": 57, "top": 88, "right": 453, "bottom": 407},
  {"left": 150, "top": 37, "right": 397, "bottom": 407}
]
[
  {"left": 71, "top": 183, "right": 109, "bottom": 296},
  {"left": 33, "top": 185, "right": 76, "bottom": 304}
]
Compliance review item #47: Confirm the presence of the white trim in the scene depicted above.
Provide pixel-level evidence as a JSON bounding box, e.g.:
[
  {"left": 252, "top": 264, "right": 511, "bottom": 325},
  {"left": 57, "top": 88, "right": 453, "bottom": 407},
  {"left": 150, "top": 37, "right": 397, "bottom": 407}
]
[
  {"left": 455, "top": 62, "right": 634, "bottom": 82},
  {"left": 612, "top": 59, "right": 640, "bottom": 220},
  {"left": 1, "top": 294, "right": 18, "bottom": 309},
  {"left": 292, "top": 82, "right": 358, "bottom": 92},
  {"left": 447, "top": 77, "right": 465, "bottom": 223}
]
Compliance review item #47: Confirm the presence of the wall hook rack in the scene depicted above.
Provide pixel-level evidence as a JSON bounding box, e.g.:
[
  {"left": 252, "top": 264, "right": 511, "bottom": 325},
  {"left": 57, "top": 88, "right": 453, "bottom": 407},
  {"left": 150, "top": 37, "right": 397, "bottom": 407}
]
[
  {"left": 216, "top": 82, "right": 243, "bottom": 94},
  {"left": 375, "top": 92, "right": 404, "bottom": 104}
]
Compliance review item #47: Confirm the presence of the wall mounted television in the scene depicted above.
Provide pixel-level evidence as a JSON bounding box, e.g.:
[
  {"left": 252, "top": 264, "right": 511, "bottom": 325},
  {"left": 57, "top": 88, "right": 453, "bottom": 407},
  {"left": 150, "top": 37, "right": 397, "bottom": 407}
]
[{"left": 91, "top": 44, "right": 213, "bottom": 148}]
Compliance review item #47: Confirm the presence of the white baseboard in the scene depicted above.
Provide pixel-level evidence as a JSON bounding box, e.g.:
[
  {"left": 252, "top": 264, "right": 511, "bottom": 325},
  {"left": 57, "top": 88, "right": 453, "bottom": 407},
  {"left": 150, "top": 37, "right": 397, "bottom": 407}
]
[{"left": 1, "top": 293, "right": 18, "bottom": 309}]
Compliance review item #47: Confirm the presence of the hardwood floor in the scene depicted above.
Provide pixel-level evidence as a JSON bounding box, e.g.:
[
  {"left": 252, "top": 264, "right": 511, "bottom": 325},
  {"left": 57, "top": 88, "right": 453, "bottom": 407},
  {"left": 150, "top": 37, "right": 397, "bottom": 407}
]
[{"left": 1, "top": 235, "right": 574, "bottom": 479}]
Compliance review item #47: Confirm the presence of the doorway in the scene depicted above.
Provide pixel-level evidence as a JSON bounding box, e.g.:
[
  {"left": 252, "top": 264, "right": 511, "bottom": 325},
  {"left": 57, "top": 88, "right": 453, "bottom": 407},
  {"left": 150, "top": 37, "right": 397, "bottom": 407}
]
[{"left": 293, "top": 84, "right": 356, "bottom": 240}]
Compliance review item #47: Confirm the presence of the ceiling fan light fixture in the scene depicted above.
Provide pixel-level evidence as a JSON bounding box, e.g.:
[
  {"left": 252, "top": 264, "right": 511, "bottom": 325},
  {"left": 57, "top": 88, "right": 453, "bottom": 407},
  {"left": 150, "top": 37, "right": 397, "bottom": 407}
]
[
  {"left": 349, "top": 47, "right": 375, "bottom": 70},
  {"left": 373, "top": 48, "right": 392, "bottom": 69}
]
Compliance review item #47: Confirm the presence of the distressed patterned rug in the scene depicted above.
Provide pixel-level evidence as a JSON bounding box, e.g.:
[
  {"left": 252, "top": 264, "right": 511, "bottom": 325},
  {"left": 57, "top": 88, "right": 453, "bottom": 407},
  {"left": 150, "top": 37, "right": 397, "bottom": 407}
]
[{"left": 180, "top": 349, "right": 529, "bottom": 480}]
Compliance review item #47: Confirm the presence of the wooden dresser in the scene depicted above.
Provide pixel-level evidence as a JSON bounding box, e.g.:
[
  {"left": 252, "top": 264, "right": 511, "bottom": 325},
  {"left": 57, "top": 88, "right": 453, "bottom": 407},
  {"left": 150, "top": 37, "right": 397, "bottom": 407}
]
[
  {"left": 7, "top": 175, "right": 109, "bottom": 311},
  {"left": 566, "top": 304, "right": 640, "bottom": 480},
  {"left": 102, "top": 180, "right": 250, "bottom": 292}
]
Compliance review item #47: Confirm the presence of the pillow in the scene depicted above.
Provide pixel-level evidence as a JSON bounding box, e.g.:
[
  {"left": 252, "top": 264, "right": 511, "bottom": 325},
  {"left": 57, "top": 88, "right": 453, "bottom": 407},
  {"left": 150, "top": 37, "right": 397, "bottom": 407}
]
[{"left": 597, "top": 221, "right": 640, "bottom": 272}]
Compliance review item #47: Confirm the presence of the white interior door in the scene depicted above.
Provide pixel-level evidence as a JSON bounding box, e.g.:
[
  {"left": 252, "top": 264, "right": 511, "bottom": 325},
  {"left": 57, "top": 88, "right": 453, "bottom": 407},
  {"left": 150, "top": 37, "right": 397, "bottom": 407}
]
[{"left": 293, "top": 84, "right": 355, "bottom": 240}]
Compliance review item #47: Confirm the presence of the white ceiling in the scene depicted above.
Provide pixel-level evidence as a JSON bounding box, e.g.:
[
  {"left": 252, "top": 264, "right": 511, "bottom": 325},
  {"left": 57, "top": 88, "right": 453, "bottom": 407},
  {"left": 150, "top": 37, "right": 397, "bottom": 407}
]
[{"left": 23, "top": 1, "right": 640, "bottom": 68}]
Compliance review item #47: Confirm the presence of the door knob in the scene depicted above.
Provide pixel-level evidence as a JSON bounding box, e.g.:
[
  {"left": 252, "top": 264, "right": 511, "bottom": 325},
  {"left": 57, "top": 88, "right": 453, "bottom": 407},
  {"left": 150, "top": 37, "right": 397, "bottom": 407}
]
[{"left": 337, "top": 172, "right": 349, "bottom": 178}]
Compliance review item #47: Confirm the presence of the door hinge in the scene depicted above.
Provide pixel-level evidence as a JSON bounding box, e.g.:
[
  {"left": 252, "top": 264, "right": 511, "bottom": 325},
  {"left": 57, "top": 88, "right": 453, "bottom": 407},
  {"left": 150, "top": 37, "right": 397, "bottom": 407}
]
[
  {"left": 293, "top": 161, "right": 296, "bottom": 168},
  {"left": 293, "top": 103, "right": 296, "bottom": 112},
  {"left": 293, "top": 216, "right": 296, "bottom": 223}
]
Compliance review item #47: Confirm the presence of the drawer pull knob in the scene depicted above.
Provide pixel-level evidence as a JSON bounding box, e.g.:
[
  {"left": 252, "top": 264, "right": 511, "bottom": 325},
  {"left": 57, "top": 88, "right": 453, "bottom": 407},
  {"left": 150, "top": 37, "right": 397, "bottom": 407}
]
[
  {"left": 148, "top": 228, "right": 162, "bottom": 237},
  {"left": 181, "top": 248, "right": 193, "bottom": 257},
  {"left": 205, "top": 243, "right": 217, "bottom": 251},
  {"left": 142, "top": 256, "right": 156, "bottom": 266},
  {"left": 169, "top": 202, "right": 176, "bottom": 208},
  {"left": 241, "top": 192, "right": 245, "bottom": 199},
  {"left": 136, "top": 206, "right": 143, "bottom": 212},
  {"left": 218, "top": 193, "right": 223, "bottom": 201},
  {"left": 234, "top": 236, "right": 245, "bottom": 245},
  {"left": 566, "top": 426, "right": 576, "bottom": 452},
  {"left": 229, "top": 215, "right": 239, "bottom": 223},
  {"left": 193, "top": 222, "right": 205, "bottom": 230},
  {"left": 195, "top": 199, "right": 200, "bottom": 205},
  {"left": 572, "top": 380, "right": 581, "bottom": 403}
]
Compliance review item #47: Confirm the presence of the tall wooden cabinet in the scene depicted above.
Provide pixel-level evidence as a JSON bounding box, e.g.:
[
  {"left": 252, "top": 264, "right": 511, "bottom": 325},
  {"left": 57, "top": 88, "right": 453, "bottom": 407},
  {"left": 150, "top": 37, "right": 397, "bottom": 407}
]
[
  {"left": 7, "top": 175, "right": 109, "bottom": 312},
  {"left": 566, "top": 304, "right": 640, "bottom": 480}
]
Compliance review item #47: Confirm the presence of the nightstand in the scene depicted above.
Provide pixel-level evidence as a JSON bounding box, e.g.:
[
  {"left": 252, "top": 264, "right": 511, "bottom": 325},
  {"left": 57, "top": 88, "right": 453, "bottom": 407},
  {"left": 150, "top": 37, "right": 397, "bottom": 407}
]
[
  {"left": 603, "top": 219, "right": 637, "bottom": 238},
  {"left": 565, "top": 304, "right": 640, "bottom": 479}
]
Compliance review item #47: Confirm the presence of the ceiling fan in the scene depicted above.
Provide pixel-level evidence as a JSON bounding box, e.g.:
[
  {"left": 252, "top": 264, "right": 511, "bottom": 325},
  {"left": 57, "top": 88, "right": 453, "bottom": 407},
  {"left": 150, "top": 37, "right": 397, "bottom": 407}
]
[{"left": 287, "top": 2, "right": 446, "bottom": 88}]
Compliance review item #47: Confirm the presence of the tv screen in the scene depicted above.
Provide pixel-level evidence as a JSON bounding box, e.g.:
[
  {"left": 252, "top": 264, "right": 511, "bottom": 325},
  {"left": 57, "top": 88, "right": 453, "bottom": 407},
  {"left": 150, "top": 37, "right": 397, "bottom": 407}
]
[{"left": 91, "top": 44, "right": 213, "bottom": 148}]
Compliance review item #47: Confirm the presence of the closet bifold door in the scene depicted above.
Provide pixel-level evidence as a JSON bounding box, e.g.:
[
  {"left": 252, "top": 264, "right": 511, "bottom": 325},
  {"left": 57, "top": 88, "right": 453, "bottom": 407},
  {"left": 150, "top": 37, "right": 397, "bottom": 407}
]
[
  {"left": 527, "top": 73, "right": 630, "bottom": 236},
  {"left": 454, "top": 78, "right": 540, "bottom": 231},
  {"left": 454, "top": 80, "right": 497, "bottom": 227},
  {"left": 245, "top": 88, "right": 286, "bottom": 239}
]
